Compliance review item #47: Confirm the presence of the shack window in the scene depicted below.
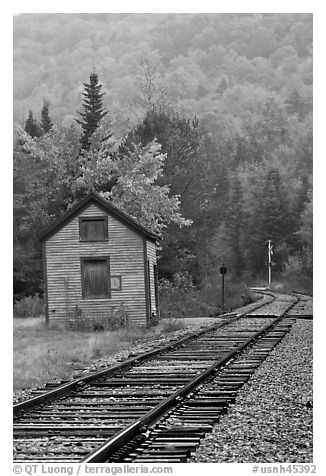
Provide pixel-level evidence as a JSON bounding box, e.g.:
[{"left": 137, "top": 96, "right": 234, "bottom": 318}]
[
  {"left": 81, "top": 257, "right": 111, "bottom": 299},
  {"left": 79, "top": 216, "right": 108, "bottom": 241},
  {"left": 111, "top": 275, "right": 122, "bottom": 291}
]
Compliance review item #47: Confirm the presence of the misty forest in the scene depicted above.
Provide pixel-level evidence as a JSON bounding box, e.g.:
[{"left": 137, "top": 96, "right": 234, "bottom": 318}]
[{"left": 13, "top": 13, "right": 312, "bottom": 317}]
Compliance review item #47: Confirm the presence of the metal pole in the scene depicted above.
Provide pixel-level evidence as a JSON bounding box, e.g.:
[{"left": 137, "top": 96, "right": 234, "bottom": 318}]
[
  {"left": 222, "top": 274, "right": 225, "bottom": 310},
  {"left": 268, "top": 240, "right": 272, "bottom": 287}
]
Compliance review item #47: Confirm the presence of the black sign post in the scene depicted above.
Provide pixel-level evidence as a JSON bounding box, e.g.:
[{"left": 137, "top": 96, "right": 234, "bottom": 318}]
[{"left": 220, "top": 264, "right": 227, "bottom": 311}]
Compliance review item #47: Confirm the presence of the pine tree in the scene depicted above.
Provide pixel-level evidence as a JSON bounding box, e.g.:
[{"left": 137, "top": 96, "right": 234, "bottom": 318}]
[
  {"left": 76, "top": 70, "right": 108, "bottom": 150},
  {"left": 245, "top": 167, "right": 291, "bottom": 277},
  {"left": 40, "top": 100, "right": 53, "bottom": 133},
  {"left": 224, "top": 174, "right": 244, "bottom": 276},
  {"left": 24, "top": 110, "right": 42, "bottom": 138}
]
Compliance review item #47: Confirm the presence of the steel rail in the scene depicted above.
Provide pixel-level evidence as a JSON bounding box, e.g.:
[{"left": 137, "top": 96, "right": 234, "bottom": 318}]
[
  {"left": 14, "top": 293, "right": 299, "bottom": 463},
  {"left": 14, "top": 317, "right": 236, "bottom": 416},
  {"left": 81, "top": 307, "right": 294, "bottom": 463},
  {"left": 14, "top": 292, "right": 277, "bottom": 416}
]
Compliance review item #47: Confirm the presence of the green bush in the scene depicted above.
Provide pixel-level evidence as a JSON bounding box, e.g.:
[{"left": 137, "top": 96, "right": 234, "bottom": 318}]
[
  {"left": 106, "top": 303, "right": 129, "bottom": 330},
  {"left": 68, "top": 303, "right": 129, "bottom": 331},
  {"left": 159, "top": 273, "right": 256, "bottom": 319},
  {"left": 159, "top": 272, "right": 212, "bottom": 319},
  {"left": 279, "top": 254, "right": 313, "bottom": 294},
  {"left": 159, "top": 272, "right": 256, "bottom": 319},
  {"left": 14, "top": 294, "right": 45, "bottom": 318}
]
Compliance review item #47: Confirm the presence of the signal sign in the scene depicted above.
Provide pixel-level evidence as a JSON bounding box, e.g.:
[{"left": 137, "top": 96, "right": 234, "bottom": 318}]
[{"left": 220, "top": 266, "right": 227, "bottom": 275}]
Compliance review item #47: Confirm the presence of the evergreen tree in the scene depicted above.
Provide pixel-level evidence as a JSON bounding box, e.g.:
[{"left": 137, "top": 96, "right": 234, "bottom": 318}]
[
  {"left": 76, "top": 70, "right": 108, "bottom": 150},
  {"left": 297, "top": 189, "right": 313, "bottom": 275},
  {"left": 24, "top": 110, "right": 42, "bottom": 138},
  {"left": 245, "top": 167, "right": 291, "bottom": 277},
  {"left": 224, "top": 174, "right": 244, "bottom": 276},
  {"left": 40, "top": 100, "right": 53, "bottom": 133}
]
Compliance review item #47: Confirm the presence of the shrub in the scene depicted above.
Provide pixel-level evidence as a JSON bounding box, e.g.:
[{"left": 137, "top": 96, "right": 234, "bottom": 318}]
[
  {"left": 106, "top": 303, "right": 129, "bottom": 330},
  {"left": 159, "top": 272, "right": 256, "bottom": 319},
  {"left": 159, "top": 272, "right": 198, "bottom": 319},
  {"left": 280, "top": 254, "right": 313, "bottom": 294},
  {"left": 68, "top": 303, "right": 129, "bottom": 331},
  {"left": 159, "top": 272, "right": 217, "bottom": 319},
  {"left": 14, "top": 294, "right": 45, "bottom": 318},
  {"left": 221, "top": 281, "right": 255, "bottom": 310}
]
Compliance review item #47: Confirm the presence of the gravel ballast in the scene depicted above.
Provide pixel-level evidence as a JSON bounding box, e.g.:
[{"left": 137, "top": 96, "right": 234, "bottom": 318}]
[{"left": 191, "top": 319, "right": 313, "bottom": 463}]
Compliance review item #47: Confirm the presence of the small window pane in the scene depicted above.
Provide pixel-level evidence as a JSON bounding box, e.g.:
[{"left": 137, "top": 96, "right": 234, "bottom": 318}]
[
  {"left": 79, "top": 218, "right": 107, "bottom": 241},
  {"left": 111, "top": 276, "right": 122, "bottom": 291}
]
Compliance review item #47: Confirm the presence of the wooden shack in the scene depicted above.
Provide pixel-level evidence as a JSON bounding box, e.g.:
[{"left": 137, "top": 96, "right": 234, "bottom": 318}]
[{"left": 40, "top": 192, "right": 160, "bottom": 327}]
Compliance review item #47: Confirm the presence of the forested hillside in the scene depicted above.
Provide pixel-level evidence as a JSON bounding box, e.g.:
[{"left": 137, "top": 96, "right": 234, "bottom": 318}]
[
  {"left": 14, "top": 14, "right": 312, "bottom": 127},
  {"left": 13, "top": 13, "right": 313, "bottom": 303}
]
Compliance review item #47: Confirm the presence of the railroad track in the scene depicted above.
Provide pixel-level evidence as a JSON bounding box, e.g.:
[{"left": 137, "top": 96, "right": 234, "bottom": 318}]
[{"left": 13, "top": 292, "right": 303, "bottom": 463}]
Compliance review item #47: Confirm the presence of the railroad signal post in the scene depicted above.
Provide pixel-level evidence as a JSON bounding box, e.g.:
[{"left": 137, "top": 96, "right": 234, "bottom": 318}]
[{"left": 220, "top": 264, "right": 227, "bottom": 311}]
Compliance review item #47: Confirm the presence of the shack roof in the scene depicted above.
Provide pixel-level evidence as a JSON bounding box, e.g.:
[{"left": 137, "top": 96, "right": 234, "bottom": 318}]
[{"left": 39, "top": 192, "right": 160, "bottom": 242}]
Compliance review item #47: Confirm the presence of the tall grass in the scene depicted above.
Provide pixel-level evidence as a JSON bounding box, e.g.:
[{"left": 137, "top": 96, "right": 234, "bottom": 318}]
[
  {"left": 13, "top": 313, "right": 186, "bottom": 391},
  {"left": 14, "top": 294, "right": 45, "bottom": 318},
  {"left": 161, "top": 318, "right": 185, "bottom": 333},
  {"left": 13, "top": 319, "right": 128, "bottom": 390}
]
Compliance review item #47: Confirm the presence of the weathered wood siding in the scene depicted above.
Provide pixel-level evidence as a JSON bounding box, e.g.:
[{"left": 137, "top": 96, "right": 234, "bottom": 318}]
[
  {"left": 146, "top": 239, "right": 157, "bottom": 315},
  {"left": 46, "top": 203, "right": 147, "bottom": 325}
]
